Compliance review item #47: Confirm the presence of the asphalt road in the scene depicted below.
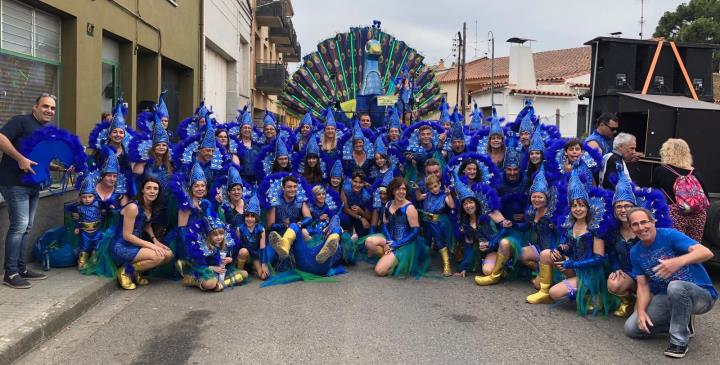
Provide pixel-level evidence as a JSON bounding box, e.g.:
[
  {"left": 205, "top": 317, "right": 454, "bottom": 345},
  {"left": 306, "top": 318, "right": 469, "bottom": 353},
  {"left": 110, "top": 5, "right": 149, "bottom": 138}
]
[{"left": 16, "top": 262, "right": 720, "bottom": 365}]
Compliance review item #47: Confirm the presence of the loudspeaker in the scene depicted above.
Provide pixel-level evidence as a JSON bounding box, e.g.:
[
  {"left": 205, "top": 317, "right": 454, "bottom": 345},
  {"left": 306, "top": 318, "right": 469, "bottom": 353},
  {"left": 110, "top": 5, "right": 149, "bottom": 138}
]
[
  {"left": 673, "top": 47, "right": 715, "bottom": 100},
  {"left": 634, "top": 43, "right": 675, "bottom": 94},
  {"left": 592, "top": 42, "right": 637, "bottom": 95}
]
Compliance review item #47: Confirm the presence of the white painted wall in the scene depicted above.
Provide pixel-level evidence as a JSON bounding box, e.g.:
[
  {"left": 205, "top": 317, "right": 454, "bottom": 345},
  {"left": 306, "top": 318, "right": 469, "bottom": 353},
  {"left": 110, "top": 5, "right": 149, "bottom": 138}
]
[
  {"left": 203, "top": 0, "right": 253, "bottom": 121},
  {"left": 204, "top": 47, "right": 228, "bottom": 121}
]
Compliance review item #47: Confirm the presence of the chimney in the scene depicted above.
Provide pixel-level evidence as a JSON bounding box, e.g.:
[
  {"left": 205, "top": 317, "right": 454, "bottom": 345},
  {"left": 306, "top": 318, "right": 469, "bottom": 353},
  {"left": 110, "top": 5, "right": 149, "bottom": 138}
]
[
  {"left": 507, "top": 37, "right": 537, "bottom": 89},
  {"left": 437, "top": 59, "right": 445, "bottom": 69}
]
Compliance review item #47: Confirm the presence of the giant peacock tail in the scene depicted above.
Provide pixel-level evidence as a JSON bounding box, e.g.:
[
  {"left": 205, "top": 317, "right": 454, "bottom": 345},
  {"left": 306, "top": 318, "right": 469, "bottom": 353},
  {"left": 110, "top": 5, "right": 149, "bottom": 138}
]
[{"left": 280, "top": 24, "right": 441, "bottom": 119}]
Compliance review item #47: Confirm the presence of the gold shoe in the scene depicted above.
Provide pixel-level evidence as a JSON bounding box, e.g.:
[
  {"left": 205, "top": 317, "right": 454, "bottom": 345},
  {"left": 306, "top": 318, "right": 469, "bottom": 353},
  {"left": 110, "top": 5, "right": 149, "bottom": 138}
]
[
  {"left": 613, "top": 294, "right": 635, "bottom": 318},
  {"left": 132, "top": 264, "right": 149, "bottom": 286},
  {"left": 117, "top": 265, "right": 136, "bottom": 290},
  {"left": 526, "top": 263, "right": 554, "bottom": 304},
  {"left": 175, "top": 259, "right": 189, "bottom": 277},
  {"left": 475, "top": 253, "right": 508, "bottom": 286},
  {"left": 269, "top": 228, "right": 296, "bottom": 258},
  {"left": 439, "top": 247, "right": 452, "bottom": 277},
  {"left": 77, "top": 252, "right": 90, "bottom": 270},
  {"left": 316, "top": 233, "right": 340, "bottom": 264},
  {"left": 223, "top": 271, "right": 246, "bottom": 287}
]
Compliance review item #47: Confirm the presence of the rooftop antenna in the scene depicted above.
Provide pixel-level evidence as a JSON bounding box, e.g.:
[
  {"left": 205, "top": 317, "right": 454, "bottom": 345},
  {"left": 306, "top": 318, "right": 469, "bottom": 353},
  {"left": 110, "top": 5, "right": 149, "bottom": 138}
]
[
  {"left": 474, "top": 19, "right": 478, "bottom": 58},
  {"left": 639, "top": 0, "right": 645, "bottom": 39}
]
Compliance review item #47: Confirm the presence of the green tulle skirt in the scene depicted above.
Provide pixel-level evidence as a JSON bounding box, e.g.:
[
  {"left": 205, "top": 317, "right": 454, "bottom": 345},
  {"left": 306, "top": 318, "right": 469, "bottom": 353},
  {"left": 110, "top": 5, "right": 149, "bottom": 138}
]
[
  {"left": 78, "top": 212, "right": 119, "bottom": 278},
  {"left": 575, "top": 265, "right": 618, "bottom": 318}
]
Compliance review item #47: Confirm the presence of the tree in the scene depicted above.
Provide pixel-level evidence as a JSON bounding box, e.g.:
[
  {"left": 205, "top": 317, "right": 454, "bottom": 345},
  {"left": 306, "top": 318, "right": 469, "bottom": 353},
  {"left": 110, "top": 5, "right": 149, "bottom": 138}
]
[{"left": 654, "top": 0, "right": 720, "bottom": 69}]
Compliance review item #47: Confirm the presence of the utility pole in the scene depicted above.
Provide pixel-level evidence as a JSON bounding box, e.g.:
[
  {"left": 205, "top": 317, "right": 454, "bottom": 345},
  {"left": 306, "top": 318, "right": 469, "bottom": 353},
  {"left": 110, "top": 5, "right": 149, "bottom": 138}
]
[
  {"left": 455, "top": 32, "right": 462, "bottom": 107},
  {"left": 488, "top": 31, "right": 495, "bottom": 108},
  {"left": 460, "top": 22, "right": 467, "bottom": 119}
]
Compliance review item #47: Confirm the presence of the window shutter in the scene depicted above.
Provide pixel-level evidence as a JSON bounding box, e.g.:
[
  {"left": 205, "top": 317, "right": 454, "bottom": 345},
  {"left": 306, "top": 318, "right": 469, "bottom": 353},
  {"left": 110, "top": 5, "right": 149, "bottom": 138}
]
[{"left": 1, "top": 0, "right": 33, "bottom": 56}]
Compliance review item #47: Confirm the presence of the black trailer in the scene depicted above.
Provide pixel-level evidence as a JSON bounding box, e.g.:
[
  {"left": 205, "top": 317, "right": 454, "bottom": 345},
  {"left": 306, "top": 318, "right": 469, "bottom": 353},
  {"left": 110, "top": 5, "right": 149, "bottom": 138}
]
[{"left": 585, "top": 37, "right": 720, "bottom": 252}]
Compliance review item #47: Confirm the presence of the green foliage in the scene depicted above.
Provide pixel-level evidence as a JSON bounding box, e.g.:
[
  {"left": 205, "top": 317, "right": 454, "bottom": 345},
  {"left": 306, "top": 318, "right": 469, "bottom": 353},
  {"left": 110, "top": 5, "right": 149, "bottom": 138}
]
[{"left": 654, "top": 0, "right": 720, "bottom": 69}]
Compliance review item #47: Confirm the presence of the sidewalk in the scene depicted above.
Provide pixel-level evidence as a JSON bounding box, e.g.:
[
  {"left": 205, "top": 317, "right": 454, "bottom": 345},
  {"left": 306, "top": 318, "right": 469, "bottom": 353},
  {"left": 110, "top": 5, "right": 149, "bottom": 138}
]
[{"left": 0, "top": 267, "right": 117, "bottom": 364}]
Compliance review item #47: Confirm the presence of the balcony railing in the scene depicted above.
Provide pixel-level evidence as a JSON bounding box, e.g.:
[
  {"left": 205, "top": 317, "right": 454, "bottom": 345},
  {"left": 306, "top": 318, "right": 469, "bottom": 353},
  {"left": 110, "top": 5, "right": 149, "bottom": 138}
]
[
  {"left": 277, "top": 41, "right": 301, "bottom": 62},
  {"left": 269, "top": 17, "right": 296, "bottom": 45},
  {"left": 256, "top": 0, "right": 284, "bottom": 27},
  {"left": 255, "top": 62, "right": 288, "bottom": 95}
]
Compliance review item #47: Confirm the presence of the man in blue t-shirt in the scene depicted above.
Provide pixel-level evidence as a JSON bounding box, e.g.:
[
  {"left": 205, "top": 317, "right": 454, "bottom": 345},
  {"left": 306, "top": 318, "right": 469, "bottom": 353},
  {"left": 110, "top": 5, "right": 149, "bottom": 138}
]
[
  {"left": 0, "top": 94, "right": 57, "bottom": 288},
  {"left": 624, "top": 207, "right": 717, "bottom": 358}
]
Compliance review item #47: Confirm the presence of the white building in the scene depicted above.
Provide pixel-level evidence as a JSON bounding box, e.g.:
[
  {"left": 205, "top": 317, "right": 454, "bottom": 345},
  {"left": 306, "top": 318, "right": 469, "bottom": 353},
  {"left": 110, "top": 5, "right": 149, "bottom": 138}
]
[
  {"left": 202, "top": 0, "right": 253, "bottom": 122},
  {"left": 440, "top": 40, "right": 592, "bottom": 137}
]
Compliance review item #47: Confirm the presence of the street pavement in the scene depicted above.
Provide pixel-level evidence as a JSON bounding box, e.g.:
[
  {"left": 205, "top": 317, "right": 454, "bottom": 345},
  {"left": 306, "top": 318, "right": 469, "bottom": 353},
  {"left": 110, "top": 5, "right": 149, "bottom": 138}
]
[{"left": 15, "top": 262, "right": 720, "bottom": 365}]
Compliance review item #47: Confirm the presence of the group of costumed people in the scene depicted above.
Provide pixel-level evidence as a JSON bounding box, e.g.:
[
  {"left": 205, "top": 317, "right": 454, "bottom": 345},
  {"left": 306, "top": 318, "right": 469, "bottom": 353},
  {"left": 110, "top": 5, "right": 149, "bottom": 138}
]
[{"left": 50, "top": 91, "right": 675, "bottom": 318}]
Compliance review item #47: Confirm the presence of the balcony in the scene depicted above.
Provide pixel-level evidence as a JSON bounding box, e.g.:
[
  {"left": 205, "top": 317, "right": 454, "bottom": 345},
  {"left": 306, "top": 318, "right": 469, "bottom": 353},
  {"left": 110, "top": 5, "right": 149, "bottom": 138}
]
[
  {"left": 269, "top": 17, "right": 296, "bottom": 46},
  {"left": 278, "top": 41, "right": 301, "bottom": 62},
  {"left": 256, "top": 0, "right": 284, "bottom": 27},
  {"left": 255, "top": 62, "right": 288, "bottom": 95}
]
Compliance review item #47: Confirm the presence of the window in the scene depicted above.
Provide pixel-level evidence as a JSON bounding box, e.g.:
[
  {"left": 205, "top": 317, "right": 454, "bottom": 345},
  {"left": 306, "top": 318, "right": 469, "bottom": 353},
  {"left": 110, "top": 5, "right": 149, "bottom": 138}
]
[{"left": 0, "top": 0, "right": 61, "bottom": 128}]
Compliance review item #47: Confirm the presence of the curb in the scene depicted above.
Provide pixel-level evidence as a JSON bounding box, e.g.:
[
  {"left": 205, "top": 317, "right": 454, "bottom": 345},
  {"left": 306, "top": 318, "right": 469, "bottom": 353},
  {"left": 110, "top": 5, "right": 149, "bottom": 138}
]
[{"left": 0, "top": 278, "right": 117, "bottom": 365}]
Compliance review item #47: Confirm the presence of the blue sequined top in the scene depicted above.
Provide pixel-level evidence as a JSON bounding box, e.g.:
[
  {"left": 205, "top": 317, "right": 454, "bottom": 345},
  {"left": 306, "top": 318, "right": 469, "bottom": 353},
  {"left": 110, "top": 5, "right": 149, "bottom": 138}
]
[
  {"left": 606, "top": 230, "right": 638, "bottom": 275},
  {"left": 69, "top": 201, "right": 103, "bottom": 230},
  {"left": 384, "top": 203, "right": 412, "bottom": 241},
  {"left": 559, "top": 229, "right": 595, "bottom": 262},
  {"left": 238, "top": 223, "right": 264, "bottom": 258},
  {"left": 116, "top": 201, "right": 150, "bottom": 241},
  {"left": 276, "top": 197, "right": 303, "bottom": 224},
  {"left": 459, "top": 216, "right": 497, "bottom": 245},
  {"left": 517, "top": 214, "right": 557, "bottom": 251},
  {"left": 422, "top": 191, "right": 448, "bottom": 214},
  {"left": 343, "top": 186, "right": 372, "bottom": 211}
]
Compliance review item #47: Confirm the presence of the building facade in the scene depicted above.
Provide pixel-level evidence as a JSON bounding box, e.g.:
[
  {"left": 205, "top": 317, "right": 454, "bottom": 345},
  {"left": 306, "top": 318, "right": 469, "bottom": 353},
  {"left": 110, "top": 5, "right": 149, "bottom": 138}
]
[
  {"left": 0, "top": 0, "right": 202, "bottom": 138},
  {"left": 202, "top": 0, "right": 252, "bottom": 122},
  {"left": 439, "top": 43, "right": 591, "bottom": 137}
]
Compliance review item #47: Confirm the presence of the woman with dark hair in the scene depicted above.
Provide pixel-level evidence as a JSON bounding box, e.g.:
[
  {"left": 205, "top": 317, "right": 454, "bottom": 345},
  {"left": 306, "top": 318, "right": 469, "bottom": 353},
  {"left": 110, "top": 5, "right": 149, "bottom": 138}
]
[
  {"left": 297, "top": 137, "right": 324, "bottom": 186},
  {"left": 459, "top": 158, "right": 482, "bottom": 186},
  {"left": 110, "top": 178, "right": 173, "bottom": 290},
  {"left": 364, "top": 177, "right": 429, "bottom": 277},
  {"left": 215, "top": 128, "right": 240, "bottom": 165},
  {"left": 526, "top": 171, "right": 612, "bottom": 317},
  {"left": 525, "top": 127, "right": 545, "bottom": 182}
]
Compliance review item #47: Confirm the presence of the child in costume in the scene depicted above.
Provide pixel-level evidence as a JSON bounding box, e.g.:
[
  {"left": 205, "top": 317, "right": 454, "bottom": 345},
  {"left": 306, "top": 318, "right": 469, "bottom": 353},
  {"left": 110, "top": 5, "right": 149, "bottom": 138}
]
[
  {"left": 181, "top": 211, "right": 247, "bottom": 291},
  {"left": 236, "top": 195, "right": 269, "bottom": 280},
  {"left": 340, "top": 170, "right": 373, "bottom": 238},
  {"left": 68, "top": 178, "right": 104, "bottom": 270},
  {"left": 416, "top": 174, "right": 455, "bottom": 276}
]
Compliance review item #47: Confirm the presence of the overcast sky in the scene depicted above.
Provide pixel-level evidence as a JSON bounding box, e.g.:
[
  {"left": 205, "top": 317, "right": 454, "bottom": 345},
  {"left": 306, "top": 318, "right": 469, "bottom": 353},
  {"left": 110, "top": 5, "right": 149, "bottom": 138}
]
[{"left": 290, "top": 0, "right": 686, "bottom": 68}]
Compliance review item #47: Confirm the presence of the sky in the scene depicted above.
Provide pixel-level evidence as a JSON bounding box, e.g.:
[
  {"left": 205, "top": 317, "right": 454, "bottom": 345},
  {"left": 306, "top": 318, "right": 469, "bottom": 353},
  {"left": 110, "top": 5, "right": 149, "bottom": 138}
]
[{"left": 290, "top": 0, "right": 687, "bottom": 69}]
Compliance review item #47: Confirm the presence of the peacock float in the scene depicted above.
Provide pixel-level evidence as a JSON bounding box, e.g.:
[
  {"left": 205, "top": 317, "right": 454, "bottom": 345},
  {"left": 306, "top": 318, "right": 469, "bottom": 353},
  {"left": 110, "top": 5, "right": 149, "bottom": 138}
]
[{"left": 279, "top": 21, "right": 442, "bottom": 123}]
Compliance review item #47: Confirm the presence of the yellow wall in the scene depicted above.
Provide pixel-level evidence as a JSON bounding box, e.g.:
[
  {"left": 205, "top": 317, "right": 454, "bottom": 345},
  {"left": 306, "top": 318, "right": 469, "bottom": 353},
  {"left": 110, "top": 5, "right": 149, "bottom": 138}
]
[{"left": 35, "top": 0, "right": 201, "bottom": 138}]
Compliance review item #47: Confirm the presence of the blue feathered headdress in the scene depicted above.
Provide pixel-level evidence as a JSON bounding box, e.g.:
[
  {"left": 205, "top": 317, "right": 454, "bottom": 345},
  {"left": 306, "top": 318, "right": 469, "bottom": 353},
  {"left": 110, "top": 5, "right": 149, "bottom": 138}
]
[
  {"left": 228, "top": 165, "right": 243, "bottom": 188},
  {"left": 453, "top": 171, "right": 475, "bottom": 202},
  {"left": 200, "top": 120, "right": 216, "bottom": 149},
  {"left": 529, "top": 124, "right": 545, "bottom": 153},
  {"left": 613, "top": 162, "right": 636, "bottom": 205},
  {"left": 101, "top": 148, "right": 120, "bottom": 175},
  {"left": 374, "top": 135, "right": 388, "bottom": 156},
  {"left": 330, "top": 159, "right": 343, "bottom": 178},
  {"left": 300, "top": 110, "right": 314, "bottom": 127},
  {"left": 79, "top": 176, "right": 95, "bottom": 195},
  {"left": 246, "top": 194, "right": 261, "bottom": 216},
  {"left": 519, "top": 113, "right": 534, "bottom": 135},
  {"left": 438, "top": 98, "right": 451, "bottom": 123},
  {"left": 190, "top": 162, "right": 206, "bottom": 186},
  {"left": 275, "top": 136, "right": 289, "bottom": 158},
  {"left": 152, "top": 113, "right": 170, "bottom": 145},
  {"left": 388, "top": 106, "right": 402, "bottom": 130},
  {"left": 488, "top": 107, "right": 504, "bottom": 137},
  {"left": 241, "top": 106, "right": 253, "bottom": 126},
  {"left": 323, "top": 106, "right": 337, "bottom": 128},
  {"left": 263, "top": 110, "right": 277, "bottom": 129},
  {"left": 451, "top": 118, "right": 465, "bottom": 142},
  {"left": 305, "top": 134, "right": 320, "bottom": 156},
  {"left": 108, "top": 98, "right": 127, "bottom": 133},
  {"left": 568, "top": 169, "right": 589, "bottom": 203},
  {"left": 156, "top": 91, "right": 169, "bottom": 120},
  {"left": 470, "top": 102, "right": 483, "bottom": 130},
  {"left": 529, "top": 165, "right": 549, "bottom": 195},
  {"left": 503, "top": 148, "right": 521, "bottom": 169}
]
